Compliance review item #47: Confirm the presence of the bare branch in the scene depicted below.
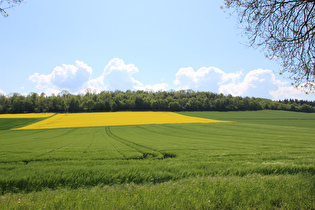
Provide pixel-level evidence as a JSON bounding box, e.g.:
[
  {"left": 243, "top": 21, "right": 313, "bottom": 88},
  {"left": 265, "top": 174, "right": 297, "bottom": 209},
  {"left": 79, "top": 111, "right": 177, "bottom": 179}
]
[
  {"left": 224, "top": 0, "right": 315, "bottom": 92},
  {"left": 0, "top": 0, "right": 24, "bottom": 17}
]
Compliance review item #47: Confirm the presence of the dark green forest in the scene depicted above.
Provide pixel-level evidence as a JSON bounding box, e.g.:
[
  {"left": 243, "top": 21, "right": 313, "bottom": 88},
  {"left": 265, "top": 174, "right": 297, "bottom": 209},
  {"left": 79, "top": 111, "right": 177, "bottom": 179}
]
[{"left": 0, "top": 90, "right": 314, "bottom": 114}]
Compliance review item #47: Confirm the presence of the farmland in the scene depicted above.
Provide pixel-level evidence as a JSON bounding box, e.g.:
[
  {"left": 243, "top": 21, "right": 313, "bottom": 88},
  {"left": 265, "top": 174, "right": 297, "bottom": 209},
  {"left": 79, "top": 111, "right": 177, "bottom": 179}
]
[
  {"left": 14, "top": 112, "right": 229, "bottom": 130},
  {"left": 0, "top": 110, "right": 315, "bottom": 209}
]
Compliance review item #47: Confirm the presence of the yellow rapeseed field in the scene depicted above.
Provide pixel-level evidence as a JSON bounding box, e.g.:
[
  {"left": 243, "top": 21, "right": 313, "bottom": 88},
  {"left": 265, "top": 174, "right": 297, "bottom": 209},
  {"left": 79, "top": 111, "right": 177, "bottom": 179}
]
[
  {"left": 0, "top": 113, "right": 55, "bottom": 118},
  {"left": 14, "top": 112, "right": 231, "bottom": 130}
]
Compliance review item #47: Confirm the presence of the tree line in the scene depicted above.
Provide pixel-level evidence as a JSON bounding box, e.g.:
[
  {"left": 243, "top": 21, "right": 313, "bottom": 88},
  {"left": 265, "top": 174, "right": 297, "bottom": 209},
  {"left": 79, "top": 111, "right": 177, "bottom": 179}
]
[{"left": 0, "top": 89, "right": 314, "bottom": 114}]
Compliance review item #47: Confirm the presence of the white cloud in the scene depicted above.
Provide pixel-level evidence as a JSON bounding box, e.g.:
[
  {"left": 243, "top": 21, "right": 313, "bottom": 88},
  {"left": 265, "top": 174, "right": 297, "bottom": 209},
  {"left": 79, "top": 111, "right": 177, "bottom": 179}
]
[
  {"left": 29, "top": 60, "right": 92, "bottom": 92},
  {"left": 27, "top": 58, "right": 313, "bottom": 100},
  {"left": 135, "top": 83, "right": 169, "bottom": 92},
  {"left": 104, "top": 58, "right": 139, "bottom": 75},
  {"left": 88, "top": 58, "right": 141, "bottom": 91},
  {"left": 174, "top": 66, "right": 242, "bottom": 91},
  {"left": 29, "top": 73, "right": 52, "bottom": 89},
  {"left": 218, "top": 69, "right": 315, "bottom": 100},
  {"left": 88, "top": 58, "right": 167, "bottom": 92},
  {"left": 219, "top": 69, "right": 286, "bottom": 99},
  {"left": 173, "top": 66, "right": 313, "bottom": 100},
  {"left": 103, "top": 60, "right": 141, "bottom": 90},
  {"left": 53, "top": 61, "right": 92, "bottom": 90},
  {"left": 270, "top": 84, "right": 315, "bottom": 100},
  {"left": 29, "top": 58, "right": 170, "bottom": 95}
]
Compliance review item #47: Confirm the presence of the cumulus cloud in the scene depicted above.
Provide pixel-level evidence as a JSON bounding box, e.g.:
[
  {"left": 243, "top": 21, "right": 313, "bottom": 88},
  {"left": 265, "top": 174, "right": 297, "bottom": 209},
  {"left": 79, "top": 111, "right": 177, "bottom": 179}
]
[
  {"left": 29, "top": 58, "right": 169, "bottom": 95},
  {"left": 87, "top": 58, "right": 141, "bottom": 91},
  {"left": 27, "top": 58, "right": 313, "bottom": 100},
  {"left": 29, "top": 73, "right": 52, "bottom": 89},
  {"left": 174, "top": 66, "right": 242, "bottom": 91},
  {"left": 219, "top": 69, "right": 286, "bottom": 99},
  {"left": 173, "top": 66, "right": 313, "bottom": 100},
  {"left": 29, "top": 60, "right": 92, "bottom": 92},
  {"left": 91, "top": 58, "right": 141, "bottom": 91},
  {"left": 270, "top": 85, "right": 315, "bottom": 100},
  {"left": 88, "top": 58, "right": 167, "bottom": 92}
]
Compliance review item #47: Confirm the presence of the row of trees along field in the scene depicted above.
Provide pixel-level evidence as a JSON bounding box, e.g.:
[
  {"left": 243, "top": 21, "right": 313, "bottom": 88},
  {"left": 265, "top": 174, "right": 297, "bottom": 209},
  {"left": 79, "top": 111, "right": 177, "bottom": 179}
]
[{"left": 0, "top": 90, "right": 314, "bottom": 114}]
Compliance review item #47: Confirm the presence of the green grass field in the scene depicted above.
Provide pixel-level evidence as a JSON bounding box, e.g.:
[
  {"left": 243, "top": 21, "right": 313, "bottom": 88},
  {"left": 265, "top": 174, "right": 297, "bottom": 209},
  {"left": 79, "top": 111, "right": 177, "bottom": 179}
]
[{"left": 1, "top": 110, "right": 315, "bottom": 209}]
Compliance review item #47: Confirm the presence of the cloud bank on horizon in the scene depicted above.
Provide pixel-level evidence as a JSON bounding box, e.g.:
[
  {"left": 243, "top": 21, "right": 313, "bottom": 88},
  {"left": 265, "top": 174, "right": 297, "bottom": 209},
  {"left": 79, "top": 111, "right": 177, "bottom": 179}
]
[{"left": 2, "top": 58, "right": 312, "bottom": 100}]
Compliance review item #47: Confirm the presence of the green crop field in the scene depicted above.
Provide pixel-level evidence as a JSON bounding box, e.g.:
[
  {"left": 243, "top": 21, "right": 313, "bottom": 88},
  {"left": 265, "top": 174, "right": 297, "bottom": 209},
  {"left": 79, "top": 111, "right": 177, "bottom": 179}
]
[{"left": 1, "top": 110, "right": 315, "bottom": 209}]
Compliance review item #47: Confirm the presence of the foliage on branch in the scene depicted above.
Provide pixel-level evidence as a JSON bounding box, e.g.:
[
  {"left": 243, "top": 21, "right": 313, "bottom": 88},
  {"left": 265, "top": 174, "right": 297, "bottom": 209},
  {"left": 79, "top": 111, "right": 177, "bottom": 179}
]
[{"left": 224, "top": 0, "right": 315, "bottom": 92}]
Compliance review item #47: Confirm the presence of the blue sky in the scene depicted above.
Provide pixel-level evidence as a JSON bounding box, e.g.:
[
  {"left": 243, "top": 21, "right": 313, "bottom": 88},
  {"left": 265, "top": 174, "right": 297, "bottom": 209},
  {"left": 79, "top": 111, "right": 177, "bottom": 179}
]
[{"left": 0, "top": 0, "right": 314, "bottom": 100}]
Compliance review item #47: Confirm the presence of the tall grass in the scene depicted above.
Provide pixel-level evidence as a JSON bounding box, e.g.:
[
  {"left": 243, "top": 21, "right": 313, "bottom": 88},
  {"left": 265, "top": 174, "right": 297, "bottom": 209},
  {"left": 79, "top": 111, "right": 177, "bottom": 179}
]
[
  {"left": 0, "top": 110, "right": 314, "bottom": 208},
  {"left": 1, "top": 174, "right": 314, "bottom": 209}
]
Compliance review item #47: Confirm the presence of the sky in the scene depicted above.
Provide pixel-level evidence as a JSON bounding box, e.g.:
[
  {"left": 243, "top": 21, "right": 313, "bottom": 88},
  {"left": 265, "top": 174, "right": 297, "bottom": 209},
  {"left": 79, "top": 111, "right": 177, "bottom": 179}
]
[{"left": 0, "top": 0, "right": 314, "bottom": 100}]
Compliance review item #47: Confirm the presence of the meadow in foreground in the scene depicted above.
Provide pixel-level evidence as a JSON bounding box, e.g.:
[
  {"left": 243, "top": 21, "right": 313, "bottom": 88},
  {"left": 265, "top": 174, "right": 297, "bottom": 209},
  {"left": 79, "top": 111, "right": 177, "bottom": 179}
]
[{"left": 0, "top": 110, "right": 314, "bottom": 209}]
